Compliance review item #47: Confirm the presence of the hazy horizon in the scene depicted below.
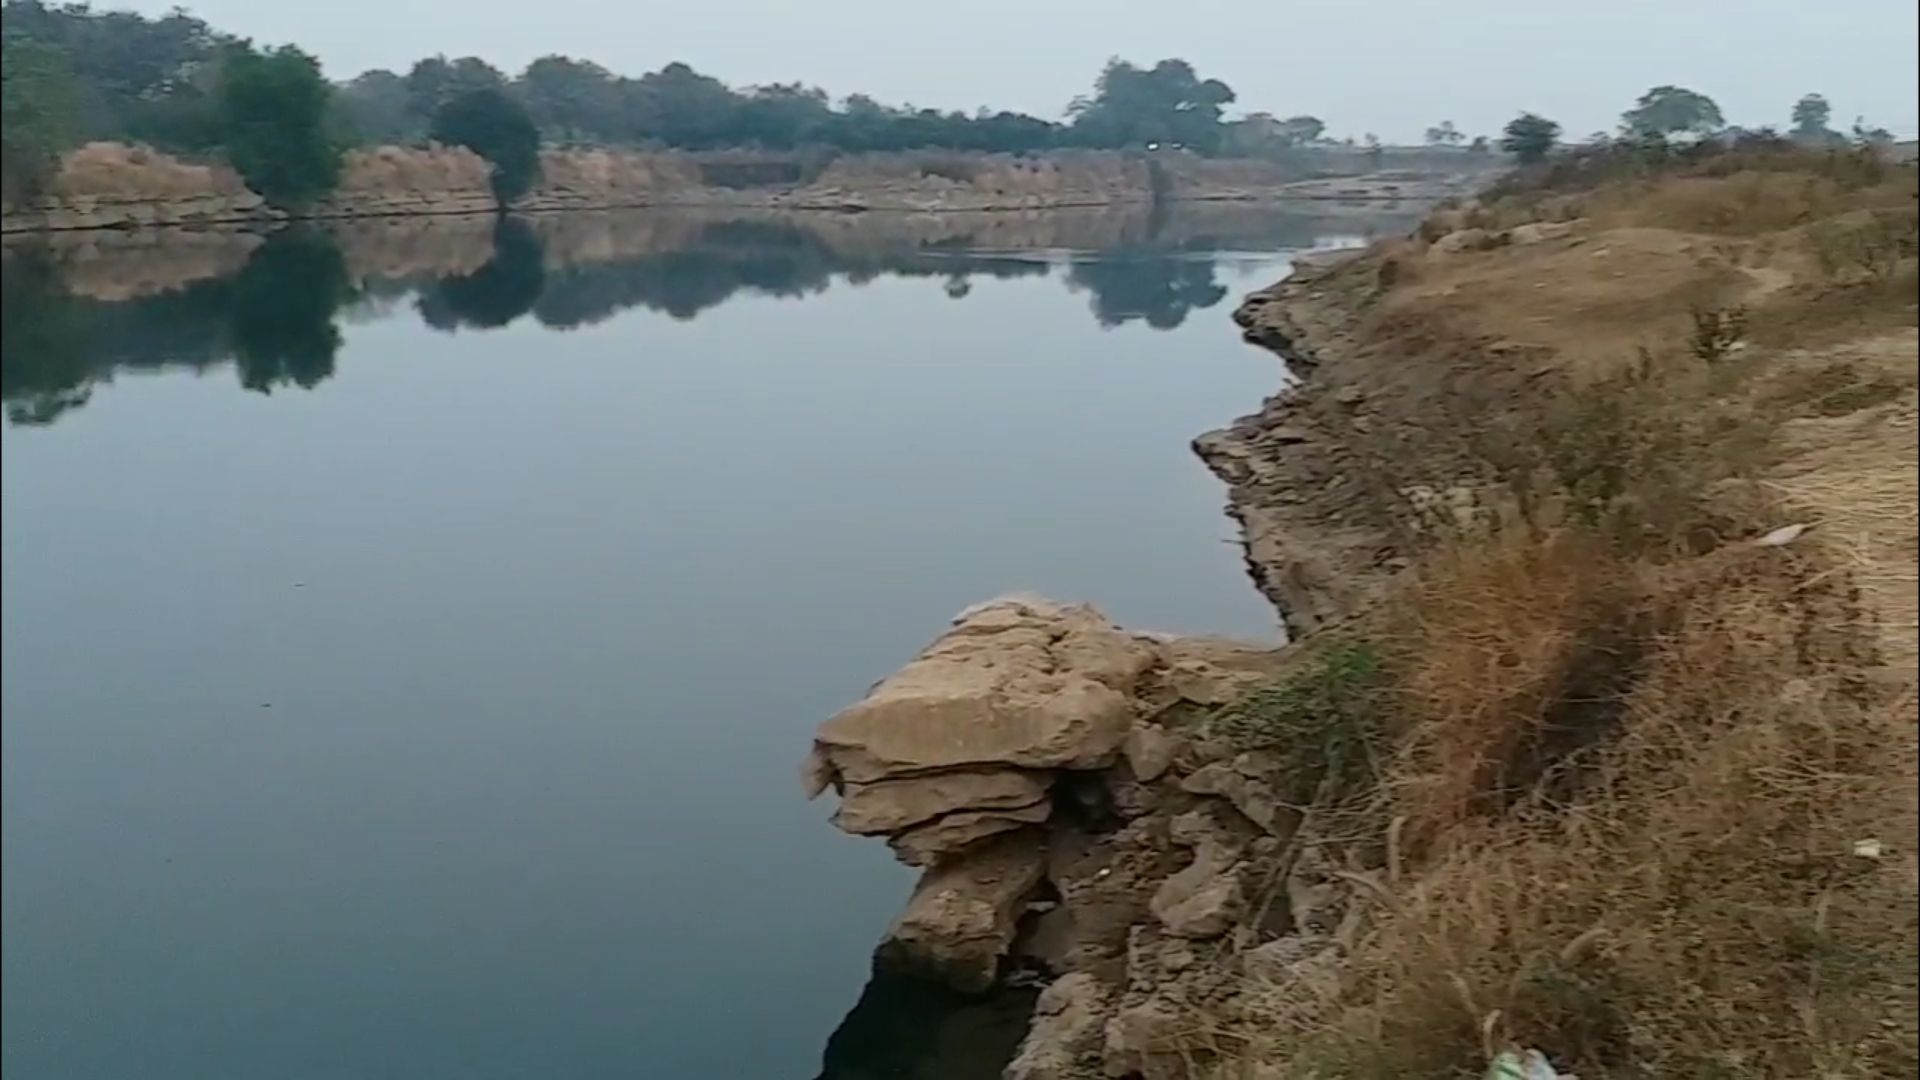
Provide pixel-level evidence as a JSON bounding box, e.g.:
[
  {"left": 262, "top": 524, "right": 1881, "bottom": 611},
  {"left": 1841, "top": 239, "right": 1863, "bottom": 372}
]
[{"left": 105, "top": 0, "right": 1920, "bottom": 144}]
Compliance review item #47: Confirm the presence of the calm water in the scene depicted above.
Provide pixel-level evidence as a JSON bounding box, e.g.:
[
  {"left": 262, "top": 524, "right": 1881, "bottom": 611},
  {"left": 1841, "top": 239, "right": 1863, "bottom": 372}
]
[{"left": 1, "top": 208, "right": 1398, "bottom": 1080}]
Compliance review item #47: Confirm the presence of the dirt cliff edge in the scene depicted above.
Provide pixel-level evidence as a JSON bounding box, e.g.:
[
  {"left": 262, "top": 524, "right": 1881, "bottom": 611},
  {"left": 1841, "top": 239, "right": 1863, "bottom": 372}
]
[{"left": 812, "top": 139, "right": 1918, "bottom": 1079}]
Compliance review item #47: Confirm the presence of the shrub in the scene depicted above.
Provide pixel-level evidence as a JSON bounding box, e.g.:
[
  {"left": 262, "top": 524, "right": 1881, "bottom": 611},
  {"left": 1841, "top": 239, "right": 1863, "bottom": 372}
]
[
  {"left": 216, "top": 43, "right": 344, "bottom": 210},
  {"left": 429, "top": 87, "right": 542, "bottom": 206}
]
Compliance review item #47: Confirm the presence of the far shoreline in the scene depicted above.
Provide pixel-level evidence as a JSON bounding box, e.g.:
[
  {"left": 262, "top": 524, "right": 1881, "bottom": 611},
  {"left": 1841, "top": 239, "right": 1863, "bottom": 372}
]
[{"left": 1, "top": 142, "right": 1496, "bottom": 236}]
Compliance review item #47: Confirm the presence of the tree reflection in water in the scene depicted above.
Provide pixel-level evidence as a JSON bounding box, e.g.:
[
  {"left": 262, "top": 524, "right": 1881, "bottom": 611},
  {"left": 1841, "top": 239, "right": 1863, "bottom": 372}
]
[
  {"left": 1066, "top": 249, "right": 1231, "bottom": 330},
  {"left": 417, "top": 215, "right": 548, "bottom": 332},
  {"left": 2, "top": 226, "right": 356, "bottom": 425},
  {"left": 0, "top": 211, "right": 1336, "bottom": 428},
  {"left": 227, "top": 229, "right": 354, "bottom": 393}
]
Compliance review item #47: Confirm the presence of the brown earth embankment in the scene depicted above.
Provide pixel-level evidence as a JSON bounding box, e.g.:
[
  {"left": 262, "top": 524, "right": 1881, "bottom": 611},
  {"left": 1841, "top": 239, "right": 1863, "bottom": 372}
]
[
  {"left": 806, "top": 141, "right": 1919, "bottom": 1079},
  {"left": 0, "top": 141, "right": 1495, "bottom": 235}
]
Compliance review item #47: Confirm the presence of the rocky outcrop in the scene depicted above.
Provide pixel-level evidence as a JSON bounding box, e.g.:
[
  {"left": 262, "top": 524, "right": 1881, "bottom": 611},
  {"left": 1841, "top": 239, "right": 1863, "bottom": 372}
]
[
  {"left": 880, "top": 828, "right": 1052, "bottom": 993},
  {"left": 1196, "top": 251, "right": 1410, "bottom": 639},
  {"left": 801, "top": 594, "right": 1387, "bottom": 1078},
  {"left": 801, "top": 596, "right": 1184, "bottom": 993},
  {"left": 805, "top": 596, "right": 1158, "bottom": 790}
]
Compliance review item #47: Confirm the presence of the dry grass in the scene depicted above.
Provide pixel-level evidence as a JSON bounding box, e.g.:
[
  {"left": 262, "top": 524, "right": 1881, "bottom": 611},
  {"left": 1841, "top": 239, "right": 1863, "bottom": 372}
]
[
  {"left": 48, "top": 141, "right": 248, "bottom": 199},
  {"left": 336, "top": 144, "right": 493, "bottom": 196},
  {"left": 1238, "top": 533, "right": 1912, "bottom": 1080},
  {"left": 1202, "top": 141, "right": 1919, "bottom": 1079}
]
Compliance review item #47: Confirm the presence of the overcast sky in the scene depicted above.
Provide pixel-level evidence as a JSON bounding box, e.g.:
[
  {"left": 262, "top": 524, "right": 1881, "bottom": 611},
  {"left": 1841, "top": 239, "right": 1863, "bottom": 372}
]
[{"left": 122, "top": 0, "right": 1919, "bottom": 142}]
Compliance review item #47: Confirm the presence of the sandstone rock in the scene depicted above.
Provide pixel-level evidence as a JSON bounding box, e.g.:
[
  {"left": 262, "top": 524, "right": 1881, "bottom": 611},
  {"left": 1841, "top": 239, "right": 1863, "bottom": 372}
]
[
  {"left": 887, "top": 800, "right": 1053, "bottom": 867},
  {"left": 1242, "top": 933, "right": 1339, "bottom": 987},
  {"left": 1102, "top": 772, "right": 1163, "bottom": 819},
  {"left": 800, "top": 745, "right": 837, "bottom": 799},
  {"left": 1180, "top": 756, "right": 1292, "bottom": 836},
  {"left": 1156, "top": 937, "right": 1198, "bottom": 976},
  {"left": 1124, "top": 923, "right": 1161, "bottom": 992},
  {"left": 1150, "top": 860, "right": 1243, "bottom": 939},
  {"left": 1165, "top": 808, "right": 1207, "bottom": 846},
  {"left": 831, "top": 769, "right": 1053, "bottom": 835},
  {"left": 1101, "top": 996, "right": 1185, "bottom": 1078},
  {"left": 1507, "top": 219, "right": 1578, "bottom": 245},
  {"left": 880, "top": 828, "right": 1047, "bottom": 992},
  {"left": 1158, "top": 636, "right": 1283, "bottom": 707},
  {"left": 1430, "top": 226, "right": 1502, "bottom": 255},
  {"left": 1148, "top": 806, "right": 1255, "bottom": 939},
  {"left": 807, "top": 596, "right": 1160, "bottom": 786},
  {"left": 1122, "top": 724, "right": 1179, "bottom": 782},
  {"left": 1017, "top": 901, "right": 1079, "bottom": 973},
  {"left": 1004, "top": 973, "right": 1114, "bottom": 1080}
]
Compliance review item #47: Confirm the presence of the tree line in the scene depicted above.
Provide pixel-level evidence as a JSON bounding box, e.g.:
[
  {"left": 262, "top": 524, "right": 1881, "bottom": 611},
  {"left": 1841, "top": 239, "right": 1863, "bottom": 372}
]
[
  {"left": 2, "top": 0, "right": 1278, "bottom": 210},
  {"left": 5, "top": 2, "right": 1905, "bottom": 213},
  {"left": 1491, "top": 86, "right": 1899, "bottom": 166}
]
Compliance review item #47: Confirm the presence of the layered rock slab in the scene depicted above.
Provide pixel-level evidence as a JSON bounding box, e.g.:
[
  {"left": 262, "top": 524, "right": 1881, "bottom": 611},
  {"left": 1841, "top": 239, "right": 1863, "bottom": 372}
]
[
  {"left": 802, "top": 592, "right": 1293, "bottom": 1042},
  {"left": 804, "top": 595, "right": 1160, "bottom": 788}
]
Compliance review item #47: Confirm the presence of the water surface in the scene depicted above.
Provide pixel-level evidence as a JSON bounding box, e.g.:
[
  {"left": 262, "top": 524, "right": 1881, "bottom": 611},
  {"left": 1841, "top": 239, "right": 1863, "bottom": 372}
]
[{"left": 1, "top": 206, "right": 1407, "bottom": 1080}]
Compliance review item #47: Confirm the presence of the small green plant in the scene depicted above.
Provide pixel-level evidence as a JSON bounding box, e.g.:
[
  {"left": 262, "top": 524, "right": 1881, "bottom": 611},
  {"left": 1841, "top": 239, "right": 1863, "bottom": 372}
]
[{"left": 1209, "top": 641, "right": 1388, "bottom": 805}]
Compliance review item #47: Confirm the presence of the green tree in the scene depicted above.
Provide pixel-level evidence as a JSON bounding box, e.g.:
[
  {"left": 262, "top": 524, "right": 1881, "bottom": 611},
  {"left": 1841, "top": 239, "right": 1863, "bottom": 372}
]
[
  {"left": 1621, "top": 85, "right": 1724, "bottom": 139},
  {"left": 0, "top": 0, "right": 226, "bottom": 148},
  {"left": 401, "top": 54, "right": 507, "bottom": 127},
  {"left": 334, "top": 68, "right": 415, "bottom": 145},
  {"left": 1275, "top": 115, "right": 1325, "bottom": 146},
  {"left": 1067, "top": 58, "right": 1236, "bottom": 152},
  {"left": 623, "top": 61, "right": 740, "bottom": 148},
  {"left": 215, "top": 42, "right": 343, "bottom": 209},
  {"left": 1, "top": 34, "right": 81, "bottom": 203},
  {"left": 429, "top": 86, "right": 542, "bottom": 206},
  {"left": 1790, "top": 93, "right": 1837, "bottom": 143},
  {"left": 1849, "top": 116, "right": 1894, "bottom": 148},
  {"left": 1501, "top": 112, "right": 1561, "bottom": 164},
  {"left": 1424, "top": 120, "right": 1464, "bottom": 146},
  {"left": 516, "top": 55, "right": 620, "bottom": 144}
]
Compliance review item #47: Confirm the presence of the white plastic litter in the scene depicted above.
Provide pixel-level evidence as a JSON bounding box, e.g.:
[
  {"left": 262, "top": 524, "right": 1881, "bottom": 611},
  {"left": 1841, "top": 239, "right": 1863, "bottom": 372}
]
[
  {"left": 1487, "top": 1047, "right": 1569, "bottom": 1080},
  {"left": 1753, "top": 523, "right": 1811, "bottom": 548}
]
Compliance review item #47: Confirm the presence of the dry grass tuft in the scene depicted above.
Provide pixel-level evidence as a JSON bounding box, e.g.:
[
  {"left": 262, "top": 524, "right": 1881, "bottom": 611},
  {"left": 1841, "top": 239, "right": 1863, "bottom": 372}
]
[
  {"left": 1385, "top": 529, "right": 1647, "bottom": 857},
  {"left": 1229, "top": 537, "right": 1912, "bottom": 1080}
]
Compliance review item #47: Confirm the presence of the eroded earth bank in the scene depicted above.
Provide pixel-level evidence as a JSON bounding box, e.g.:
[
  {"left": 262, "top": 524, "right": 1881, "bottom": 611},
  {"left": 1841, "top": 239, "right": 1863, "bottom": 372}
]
[
  {"left": 806, "top": 139, "right": 1920, "bottom": 1079},
  {"left": 0, "top": 142, "right": 1495, "bottom": 234}
]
